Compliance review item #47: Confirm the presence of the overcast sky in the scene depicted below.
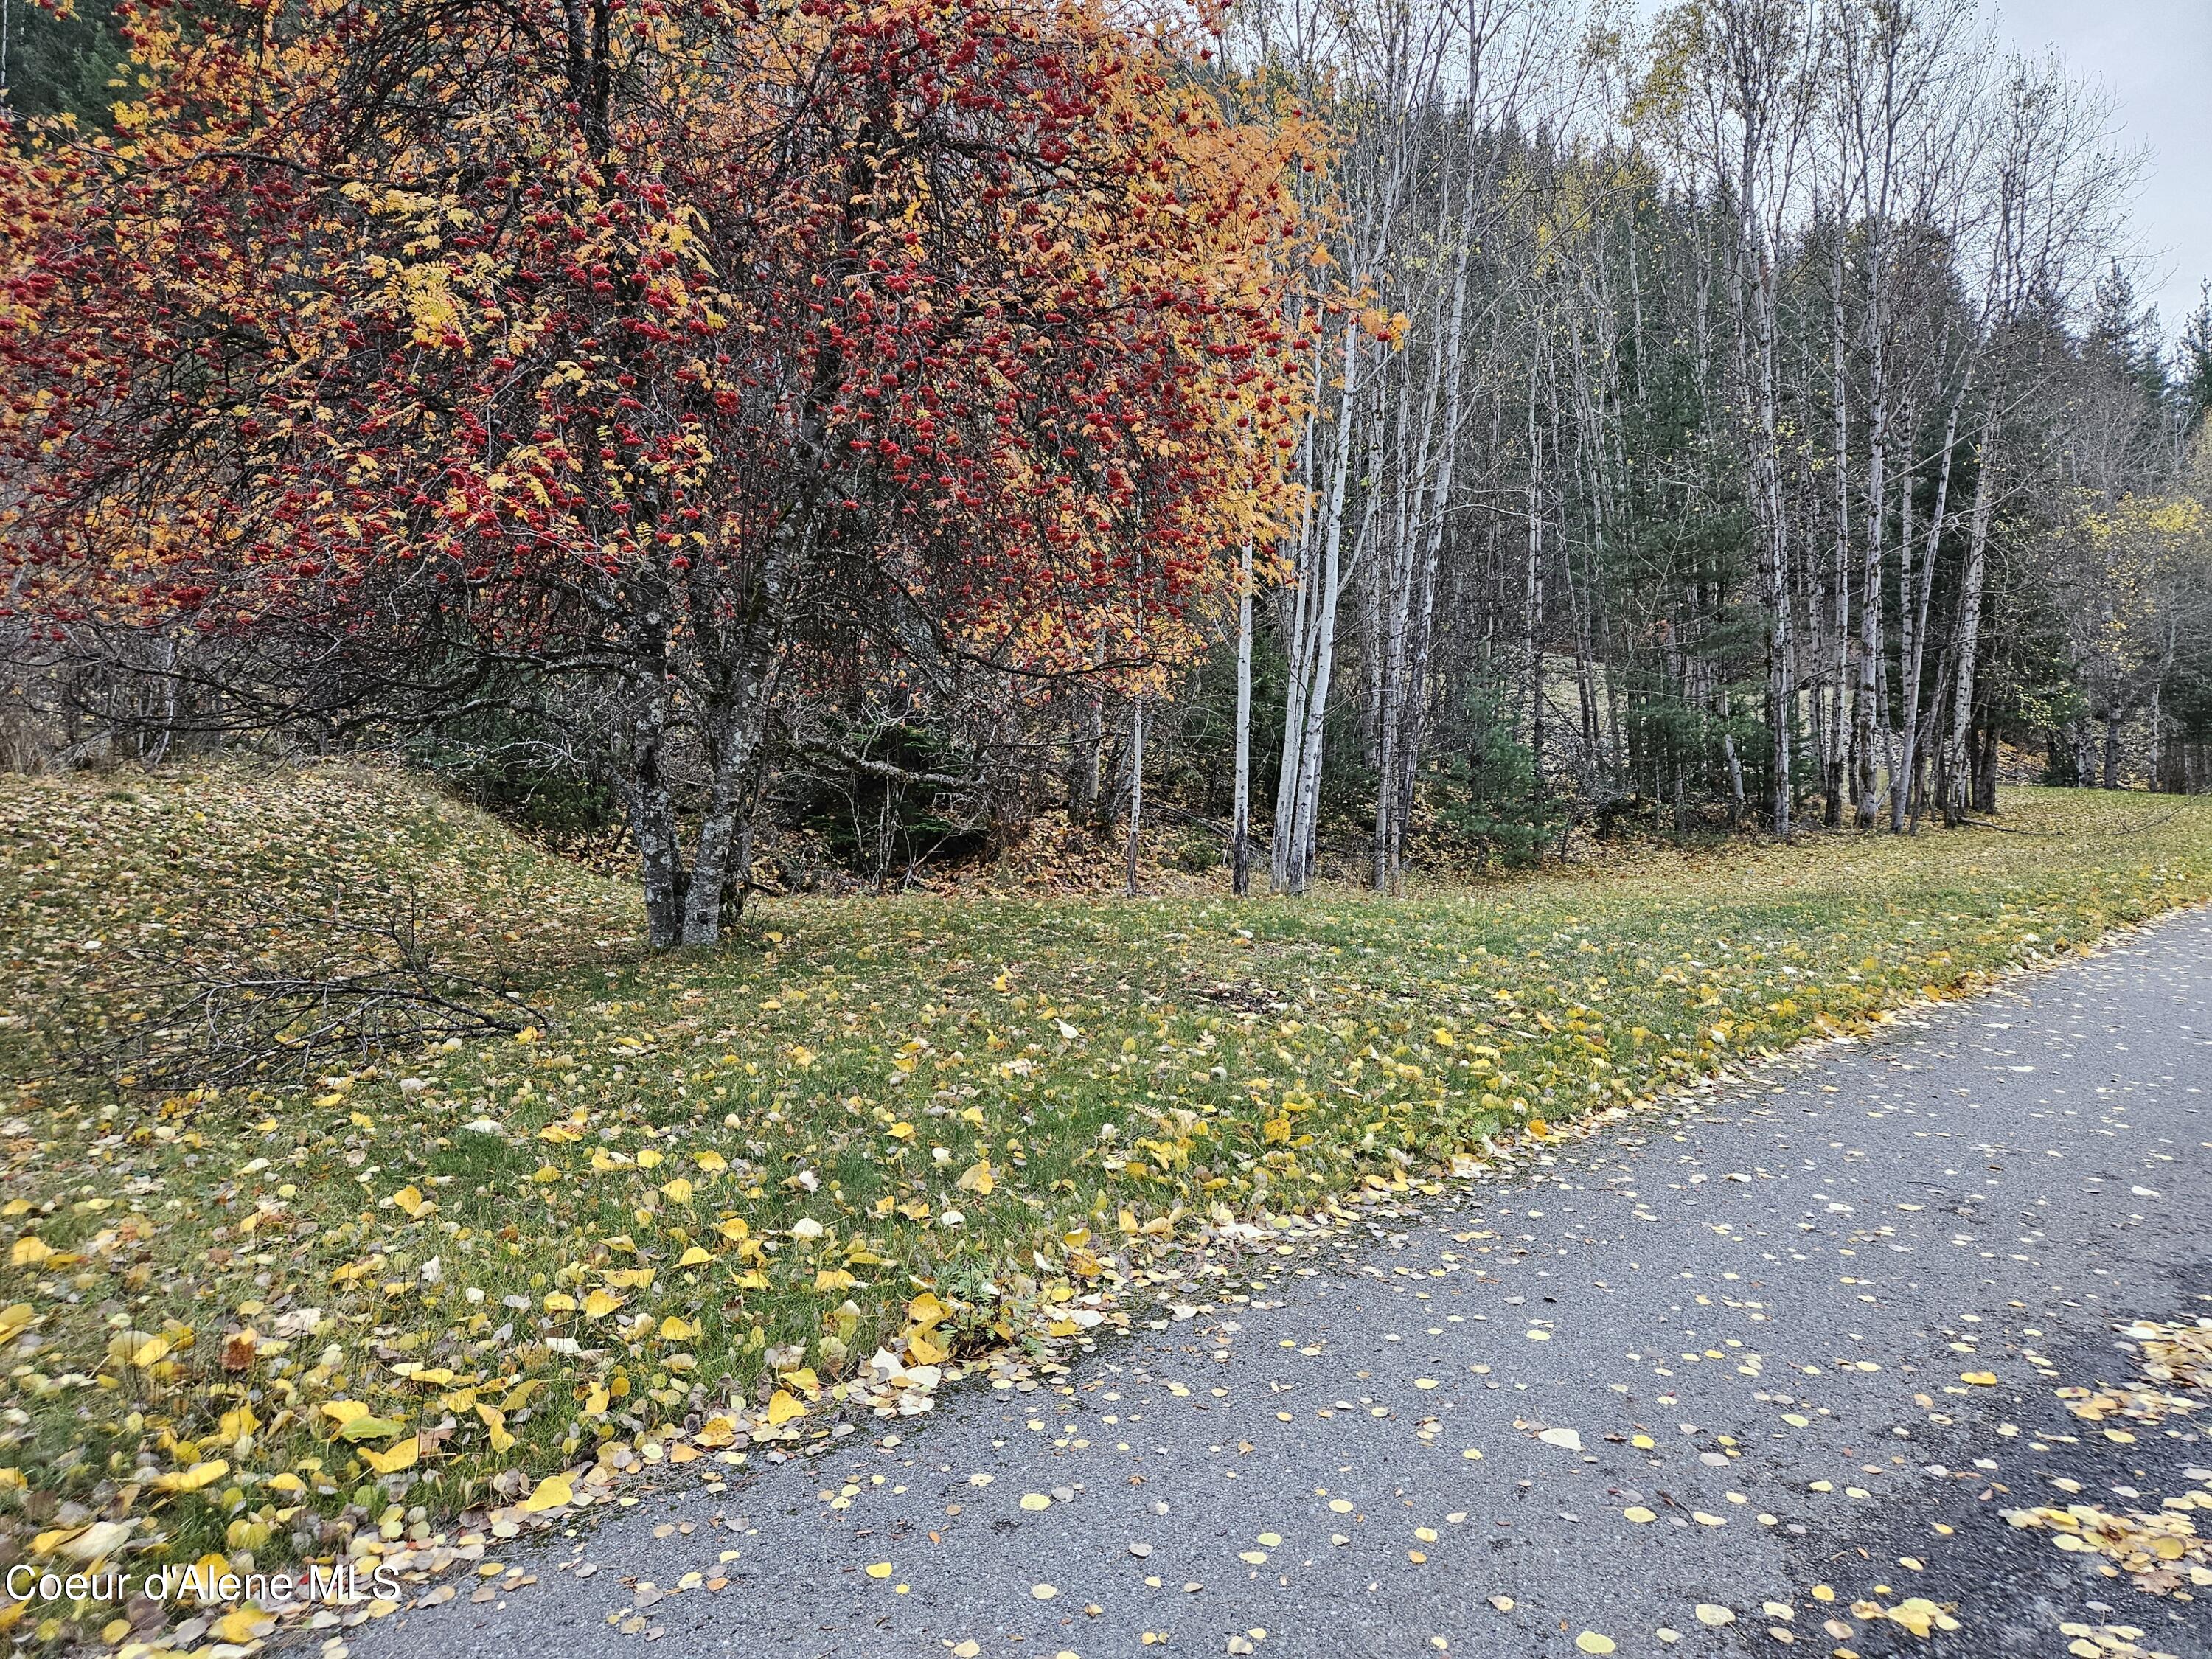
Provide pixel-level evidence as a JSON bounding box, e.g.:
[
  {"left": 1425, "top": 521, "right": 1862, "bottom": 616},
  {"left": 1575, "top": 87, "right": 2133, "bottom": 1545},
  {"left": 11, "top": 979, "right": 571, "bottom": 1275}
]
[
  {"left": 2008, "top": 1, "right": 2212, "bottom": 341},
  {"left": 1989, "top": 0, "right": 2208, "bottom": 339},
  {"left": 1618, "top": 1, "right": 2211, "bottom": 344}
]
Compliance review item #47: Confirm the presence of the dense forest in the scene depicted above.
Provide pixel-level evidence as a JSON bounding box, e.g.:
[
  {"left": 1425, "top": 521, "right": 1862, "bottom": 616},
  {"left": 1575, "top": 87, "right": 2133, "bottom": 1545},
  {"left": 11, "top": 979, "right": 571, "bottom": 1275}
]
[
  {"left": 1215, "top": 0, "right": 2212, "bottom": 894},
  {"left": 4, "top": 0, "right": 2208, "bottom": 914}
]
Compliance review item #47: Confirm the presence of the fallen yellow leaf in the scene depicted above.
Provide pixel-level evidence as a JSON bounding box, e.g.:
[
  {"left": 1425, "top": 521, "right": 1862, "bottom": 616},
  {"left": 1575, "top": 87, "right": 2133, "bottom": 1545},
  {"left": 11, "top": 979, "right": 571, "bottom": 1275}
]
[
  {"left": 361, "top": 1436, "right": 418, "bottom": 1475},
  {"left": 521, "top": 1473, "right": 574, "bottom": 1512},
  {"left": 763, "top": 1390, "right": 805, "bottom": 1427}
]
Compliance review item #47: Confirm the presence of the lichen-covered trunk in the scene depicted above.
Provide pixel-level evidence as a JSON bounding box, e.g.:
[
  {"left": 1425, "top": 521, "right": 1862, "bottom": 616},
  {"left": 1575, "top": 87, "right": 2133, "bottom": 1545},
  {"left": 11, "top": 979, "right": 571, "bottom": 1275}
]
[
  {"left": 630, "top": 512, "right": 801, "bottom": 950},
  {"left": 678, "top": 735, "right": 754, "bottom": 947},
  {"left": 675, "top": 525, "right": 799, "bottom": 947}
]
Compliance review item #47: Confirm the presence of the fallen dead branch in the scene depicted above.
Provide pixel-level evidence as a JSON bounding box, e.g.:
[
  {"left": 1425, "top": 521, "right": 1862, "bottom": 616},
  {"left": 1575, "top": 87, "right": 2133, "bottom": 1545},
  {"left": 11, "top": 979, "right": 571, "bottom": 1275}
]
[{"left": 76, "top": 900, "right": 549, "bottom": 1090}]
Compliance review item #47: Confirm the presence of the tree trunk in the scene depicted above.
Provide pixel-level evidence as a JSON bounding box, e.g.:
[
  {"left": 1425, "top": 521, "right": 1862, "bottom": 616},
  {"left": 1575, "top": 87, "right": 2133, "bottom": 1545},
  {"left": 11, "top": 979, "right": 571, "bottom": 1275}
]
[
  {"left": 1125, "top": 696, "right": 1145, "bottom": 895},
  {"left": 680, "top": 759, "right": 747, "bottom": 946},
  {"left": 1892, "top": 378, "right": 1961, "bottom": 833},
  {"left": 677, "top": 588, "right": 791, "bottom": 945},
  {"left": 1972, "top": 698, "right": 1998, "bottom": 814},
  {"left": 1942, "top": 418, "right": 1994, "bottom": 821},
  {"left": 1231, "top": 540, "right": 1254, "bottom": 897},
  {"left": 1275, "top": 325, "right": 1357, "bottom": 894},
  {"left": 1854, "top": 406, "right": 1886, "bottom": 827},
  {"left": 1823, "top": 220, "right": 1851, "bottom": 829},
  {"left": 1525, "top": 364, "right": 1545, "bottom": 812},
  {"left": 629, "top": 676, "right": 686, "bottom": 953},
  {"left": 1072, "top": 683, "right": 1102, "bottom": 824}
]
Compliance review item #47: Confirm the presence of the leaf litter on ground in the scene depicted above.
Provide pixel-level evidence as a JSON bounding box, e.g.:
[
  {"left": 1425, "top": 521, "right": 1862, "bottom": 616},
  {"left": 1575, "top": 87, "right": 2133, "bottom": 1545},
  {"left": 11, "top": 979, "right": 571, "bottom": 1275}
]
[{"left": 1, "top": 768, "right": 2210, "bottom": 1652}]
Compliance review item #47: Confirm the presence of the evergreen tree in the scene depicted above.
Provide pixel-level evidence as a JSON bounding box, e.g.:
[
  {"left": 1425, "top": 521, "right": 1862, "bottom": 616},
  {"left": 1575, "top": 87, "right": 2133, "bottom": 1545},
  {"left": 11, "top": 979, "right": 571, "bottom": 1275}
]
[
  {"left": 2177, "top": 284, "right": 2212, "bottom": 439},
  {"left": 1, "top": 0, "right": 124, "bottom": 125}
]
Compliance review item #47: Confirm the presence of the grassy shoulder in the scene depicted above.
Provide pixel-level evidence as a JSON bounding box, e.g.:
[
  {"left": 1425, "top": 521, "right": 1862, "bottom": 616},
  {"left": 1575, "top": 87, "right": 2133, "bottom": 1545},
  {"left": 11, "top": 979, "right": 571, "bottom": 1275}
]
[{"left": 1, "top": 768, "right": 2209, "bottom": 1645}]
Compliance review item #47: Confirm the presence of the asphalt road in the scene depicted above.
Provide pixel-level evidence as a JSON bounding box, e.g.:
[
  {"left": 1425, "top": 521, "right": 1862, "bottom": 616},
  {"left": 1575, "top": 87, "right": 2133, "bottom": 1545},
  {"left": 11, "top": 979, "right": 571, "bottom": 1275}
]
[{"left": 355, "top": 906, "right": 2212, "bottom": 1659}]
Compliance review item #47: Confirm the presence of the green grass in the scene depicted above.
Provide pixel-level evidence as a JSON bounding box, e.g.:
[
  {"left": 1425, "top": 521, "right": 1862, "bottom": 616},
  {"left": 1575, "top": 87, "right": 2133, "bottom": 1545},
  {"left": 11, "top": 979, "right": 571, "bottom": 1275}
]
[{"left": 2, "top": 765, "right": 2210, "bottom": 1645}]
